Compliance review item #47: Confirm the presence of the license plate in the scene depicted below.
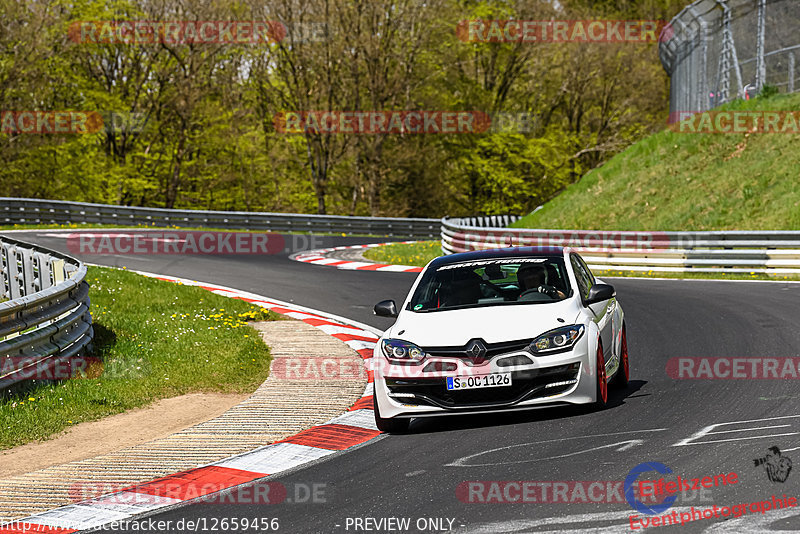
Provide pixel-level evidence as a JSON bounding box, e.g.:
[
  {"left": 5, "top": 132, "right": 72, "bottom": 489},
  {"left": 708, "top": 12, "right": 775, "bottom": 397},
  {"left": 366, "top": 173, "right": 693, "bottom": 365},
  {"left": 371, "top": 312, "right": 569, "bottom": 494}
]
[{"left": 446, "top": 373, "right": 512, "bottom": 391}]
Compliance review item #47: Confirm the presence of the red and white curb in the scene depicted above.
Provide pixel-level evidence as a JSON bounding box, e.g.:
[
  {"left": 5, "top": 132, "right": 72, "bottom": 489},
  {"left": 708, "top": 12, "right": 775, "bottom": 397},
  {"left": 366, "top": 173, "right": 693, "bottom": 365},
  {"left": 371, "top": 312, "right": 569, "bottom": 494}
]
[
  {"left": 0, "top": 272, "right": 381, "bottom": 534},
  {"left": 291, "top": 242, "right": 423, "bottom": 273}
]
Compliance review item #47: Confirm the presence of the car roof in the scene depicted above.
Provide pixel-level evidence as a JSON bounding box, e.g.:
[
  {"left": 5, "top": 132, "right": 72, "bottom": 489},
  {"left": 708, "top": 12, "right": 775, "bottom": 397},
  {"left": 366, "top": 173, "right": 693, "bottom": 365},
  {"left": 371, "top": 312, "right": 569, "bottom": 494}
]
[{"left": 429, "top": 246, "right": 568, "bottom": 269}]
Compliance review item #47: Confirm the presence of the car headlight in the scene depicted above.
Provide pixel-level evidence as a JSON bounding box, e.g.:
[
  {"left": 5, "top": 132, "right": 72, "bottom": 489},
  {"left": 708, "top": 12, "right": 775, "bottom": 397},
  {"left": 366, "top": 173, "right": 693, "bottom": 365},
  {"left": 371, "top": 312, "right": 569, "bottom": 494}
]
[
  {"left": 529, "top": 325, "right": 585, "bottom": 354},
  {"left": 381, "top": 339, "right": 427, "bottom": 363}
]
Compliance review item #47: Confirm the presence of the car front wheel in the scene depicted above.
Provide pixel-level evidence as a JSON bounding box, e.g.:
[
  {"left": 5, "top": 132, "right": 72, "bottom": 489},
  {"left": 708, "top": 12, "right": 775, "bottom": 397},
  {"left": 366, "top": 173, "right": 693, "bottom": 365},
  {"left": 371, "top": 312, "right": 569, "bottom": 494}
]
[
  {"left": 610, "top": 326, "right": 629, "bottom": 389},
  {"left": 373, "top": 393, "right": 410, "bottom": 433},
  {"left": 595, "top": 341, "right": 608, "bottom": 408}
]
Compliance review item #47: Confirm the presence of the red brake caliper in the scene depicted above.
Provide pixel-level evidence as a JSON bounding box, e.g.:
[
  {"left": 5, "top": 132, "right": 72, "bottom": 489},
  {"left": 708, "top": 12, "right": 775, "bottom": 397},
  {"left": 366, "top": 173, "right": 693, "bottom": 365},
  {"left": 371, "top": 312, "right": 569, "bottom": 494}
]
[
  {"left": 598, "top": 346, "right": 607, "bottom": 402},
  {"left": 623, "top": 329, "right": 629, "bottom": 380}
]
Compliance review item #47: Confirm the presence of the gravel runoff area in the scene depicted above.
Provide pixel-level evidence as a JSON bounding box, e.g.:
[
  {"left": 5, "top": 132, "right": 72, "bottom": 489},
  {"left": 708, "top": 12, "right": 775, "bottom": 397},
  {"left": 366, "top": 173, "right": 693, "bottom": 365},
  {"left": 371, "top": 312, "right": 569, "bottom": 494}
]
[{"left": 0, "top": 320, "right": 366, "bottom": 523}]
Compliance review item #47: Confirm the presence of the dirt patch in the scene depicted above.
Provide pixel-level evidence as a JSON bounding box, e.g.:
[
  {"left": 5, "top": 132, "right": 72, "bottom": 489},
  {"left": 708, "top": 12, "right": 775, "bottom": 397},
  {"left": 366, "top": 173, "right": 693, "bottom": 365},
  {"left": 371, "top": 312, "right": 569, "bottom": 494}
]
[{"left": 0, "top": 392, "right": 247, "bottom": 478}]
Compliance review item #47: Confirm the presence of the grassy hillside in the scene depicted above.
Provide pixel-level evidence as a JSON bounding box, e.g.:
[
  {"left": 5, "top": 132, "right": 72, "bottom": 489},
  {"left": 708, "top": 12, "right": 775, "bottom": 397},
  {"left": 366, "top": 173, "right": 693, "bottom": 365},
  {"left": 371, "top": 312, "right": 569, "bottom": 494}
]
[{"left": 515, "top": 92, "right": 800, "bottom": 231}]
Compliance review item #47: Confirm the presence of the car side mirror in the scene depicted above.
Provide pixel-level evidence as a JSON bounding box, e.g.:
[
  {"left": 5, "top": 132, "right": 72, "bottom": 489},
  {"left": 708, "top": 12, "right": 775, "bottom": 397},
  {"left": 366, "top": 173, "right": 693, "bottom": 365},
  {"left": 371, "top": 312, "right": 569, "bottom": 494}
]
[
  {"left": 374, "top": 300, "right": 398, "bottom": 318},
  {"left": 585, "top": 283, "right": 615, "bottom": 305}
]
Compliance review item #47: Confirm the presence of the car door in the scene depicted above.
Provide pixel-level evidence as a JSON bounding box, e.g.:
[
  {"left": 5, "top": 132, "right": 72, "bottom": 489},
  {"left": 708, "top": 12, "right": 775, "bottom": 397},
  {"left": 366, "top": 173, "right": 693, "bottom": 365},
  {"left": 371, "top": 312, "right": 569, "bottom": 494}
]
[{"left": 570, "top": 254, "right": 615, "bottom": 370}]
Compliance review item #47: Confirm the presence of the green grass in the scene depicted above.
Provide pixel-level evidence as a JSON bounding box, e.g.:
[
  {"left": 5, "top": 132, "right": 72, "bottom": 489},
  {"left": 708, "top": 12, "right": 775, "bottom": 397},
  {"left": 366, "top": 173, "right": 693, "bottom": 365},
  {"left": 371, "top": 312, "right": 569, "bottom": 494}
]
[
  {"left": 0, "top": 266, "right": 280, "bottom": 449},
  {"left": 362, "top": 240, "right": 443, "bottom": 266},
  {"left": 515, "top": 91, "right": 800, "bottom": 231}
]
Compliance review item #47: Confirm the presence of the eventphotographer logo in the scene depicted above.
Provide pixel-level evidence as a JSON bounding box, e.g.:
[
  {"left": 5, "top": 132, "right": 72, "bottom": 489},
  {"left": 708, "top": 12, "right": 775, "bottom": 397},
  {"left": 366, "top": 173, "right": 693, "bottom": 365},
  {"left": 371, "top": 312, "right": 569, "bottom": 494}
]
[
  {"left": 625, "top": 462, "right": 677, "bottom": 516},
  {"left": 624, "top": 462, "right": 738, "bottom": 516},
  {"left": 754, "top": 446, "right": 792, "bottom": 483}
]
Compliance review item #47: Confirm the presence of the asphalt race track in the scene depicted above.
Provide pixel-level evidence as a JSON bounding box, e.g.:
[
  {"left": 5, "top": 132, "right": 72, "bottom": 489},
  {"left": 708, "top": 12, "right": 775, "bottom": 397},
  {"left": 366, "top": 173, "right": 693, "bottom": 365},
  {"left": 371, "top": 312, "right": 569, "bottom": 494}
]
[{"left": 12, "top": 230, "right": 800, "bottom": 533}]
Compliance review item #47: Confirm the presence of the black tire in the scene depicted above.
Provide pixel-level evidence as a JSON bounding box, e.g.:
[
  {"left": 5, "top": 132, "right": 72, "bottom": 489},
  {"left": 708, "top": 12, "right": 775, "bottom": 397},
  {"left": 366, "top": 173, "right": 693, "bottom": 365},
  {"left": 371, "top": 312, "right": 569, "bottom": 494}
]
[
  {"left": 610, "top": 326, "right": 630, "bottom": 389},
  {"left": 595, "top": 341, "right": 608, "bottom": 409},
  {"left": 373, "top": 393, "right": 410, "bottom": 434}
]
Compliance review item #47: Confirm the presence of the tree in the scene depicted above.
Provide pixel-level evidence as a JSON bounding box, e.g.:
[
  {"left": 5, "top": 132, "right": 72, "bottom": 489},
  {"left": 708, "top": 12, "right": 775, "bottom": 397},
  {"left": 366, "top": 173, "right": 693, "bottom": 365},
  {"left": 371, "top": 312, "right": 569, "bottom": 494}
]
[{"left": 249, "top": 0, "right": 352, "bottom": 214}]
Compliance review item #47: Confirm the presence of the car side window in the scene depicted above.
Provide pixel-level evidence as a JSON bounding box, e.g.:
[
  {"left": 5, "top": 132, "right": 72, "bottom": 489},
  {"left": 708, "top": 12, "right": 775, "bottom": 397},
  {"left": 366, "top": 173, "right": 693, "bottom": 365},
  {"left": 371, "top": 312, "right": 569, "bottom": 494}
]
[
  {"left": 570, "top": 255, "right": 592, "bottom": 300},
  {"left": 576, "top": 254, "right": 596, "bottom": 287}
]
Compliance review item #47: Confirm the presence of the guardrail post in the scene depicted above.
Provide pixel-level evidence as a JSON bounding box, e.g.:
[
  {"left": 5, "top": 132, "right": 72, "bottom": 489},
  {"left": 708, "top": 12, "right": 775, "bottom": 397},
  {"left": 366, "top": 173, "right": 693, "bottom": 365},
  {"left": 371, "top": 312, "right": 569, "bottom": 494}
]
[
  {"left": 0, "top": 244, "right": 9, "bottom": 301},
  {"left": 7, "top": 247, "right": 23, "bottom": 300},
  {"left": 20, "top": 249, "right": 37, "bottom": 296},
  {"left": 755, "top": 0, "right": 767, "bottom": 90}
]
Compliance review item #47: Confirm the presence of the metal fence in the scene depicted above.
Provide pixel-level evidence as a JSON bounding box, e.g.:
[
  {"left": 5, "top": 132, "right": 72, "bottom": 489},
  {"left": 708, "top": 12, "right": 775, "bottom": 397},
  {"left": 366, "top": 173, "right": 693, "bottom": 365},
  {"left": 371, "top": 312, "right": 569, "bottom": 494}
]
[
  {"left": 0, "top": 198, "right": 441, "bottom": 239},
  {"left": 659, "top": 0, "right": 800, "bottom": 117},
  {"left": 441, "top": 218, "right": 800, "bottom": 274},
  {"left": 0, "top": 237, "right": 93, "bottom": 390}
]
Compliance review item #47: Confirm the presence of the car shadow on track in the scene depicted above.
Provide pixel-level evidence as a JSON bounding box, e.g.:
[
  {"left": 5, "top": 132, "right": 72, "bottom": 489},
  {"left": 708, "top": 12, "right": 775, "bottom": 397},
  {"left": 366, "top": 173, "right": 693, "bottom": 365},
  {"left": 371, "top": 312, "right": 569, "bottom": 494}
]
[{"left": 406, "top": 380, "right": 647, "bottom": 435}]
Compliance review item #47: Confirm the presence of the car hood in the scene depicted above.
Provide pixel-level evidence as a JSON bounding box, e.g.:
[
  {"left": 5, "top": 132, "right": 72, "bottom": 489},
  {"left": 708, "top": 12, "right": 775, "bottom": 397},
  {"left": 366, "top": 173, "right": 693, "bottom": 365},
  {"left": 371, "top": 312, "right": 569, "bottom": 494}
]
[{"left": 387, "top": 299, "right": 582, "bottom": 346}]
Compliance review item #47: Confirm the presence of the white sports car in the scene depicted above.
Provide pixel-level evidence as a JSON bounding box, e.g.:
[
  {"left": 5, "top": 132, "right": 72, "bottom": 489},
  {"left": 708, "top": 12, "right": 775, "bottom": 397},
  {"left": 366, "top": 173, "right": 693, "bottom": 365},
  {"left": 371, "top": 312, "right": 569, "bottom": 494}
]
[{"left": 372, "top": 247, "right": 628, "bottom": 433}]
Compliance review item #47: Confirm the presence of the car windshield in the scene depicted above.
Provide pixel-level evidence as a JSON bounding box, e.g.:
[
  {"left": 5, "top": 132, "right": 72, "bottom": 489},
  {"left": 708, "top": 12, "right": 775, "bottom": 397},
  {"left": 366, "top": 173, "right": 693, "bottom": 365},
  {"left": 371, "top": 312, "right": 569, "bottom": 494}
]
[{"left": 407, "top": 256, "right": 572, "bottom": 312}]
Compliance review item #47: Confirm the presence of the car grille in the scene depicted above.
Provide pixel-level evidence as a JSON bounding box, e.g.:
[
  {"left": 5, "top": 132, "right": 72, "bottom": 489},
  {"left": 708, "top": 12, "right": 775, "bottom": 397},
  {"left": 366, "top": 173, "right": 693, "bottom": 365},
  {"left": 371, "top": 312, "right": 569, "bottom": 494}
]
[
  {"left": 422, "top": 338, "right": 533, "bottom": 365},
  {"left": 386, "top": 364, "right": 579, "bottom": 409}
]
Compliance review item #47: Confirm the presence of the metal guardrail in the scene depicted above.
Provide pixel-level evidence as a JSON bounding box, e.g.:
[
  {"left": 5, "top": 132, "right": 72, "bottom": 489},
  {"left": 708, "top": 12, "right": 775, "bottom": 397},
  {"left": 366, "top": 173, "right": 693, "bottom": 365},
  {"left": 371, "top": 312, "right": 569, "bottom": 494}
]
[
  {"left": 441, "top": 217, "right": 800, "bottom": 274},
  {"left": 0, "top": 236, "right": 93, "bottom": 390},
  {"left": 0, "top": 198, "right": 441, "bottom": 239}
]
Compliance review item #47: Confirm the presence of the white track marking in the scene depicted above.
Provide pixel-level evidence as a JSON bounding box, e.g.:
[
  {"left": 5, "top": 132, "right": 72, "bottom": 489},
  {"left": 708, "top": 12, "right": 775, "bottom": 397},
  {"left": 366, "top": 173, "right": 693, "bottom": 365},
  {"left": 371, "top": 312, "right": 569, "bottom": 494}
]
[
  {"left": 673, "top": 415, "right": 800, "bottom": 446},
  {"left": 343, "top": 339, "right": 377, "bottom": 352},
  {"left": 446, "top": 430, "right": 666, "bottom": 467},
  {"left": 315, "top": 324, "right": 379, "bottom": 338},
  {"left": 81, "top": 492, "right": 183, "bottom": 513},
  {"left": 325, "top": 410, "right": 379, "bottom": 430},
  {"left": 449, "top": 440, "right": 645, "bottom": 467},
  {"left": 24, "top": 505, "right": 131, "bottom": 530},
  {"left": 214, "top": 443, "right": 336, "bottom": 475}
]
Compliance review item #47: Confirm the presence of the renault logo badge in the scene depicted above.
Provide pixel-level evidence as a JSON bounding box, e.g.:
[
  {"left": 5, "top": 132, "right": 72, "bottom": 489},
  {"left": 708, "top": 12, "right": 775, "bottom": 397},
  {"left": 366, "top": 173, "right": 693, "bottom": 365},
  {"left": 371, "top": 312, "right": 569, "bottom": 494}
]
[{"left": 465, "top": 339, "right": 487, "bottom": 363}]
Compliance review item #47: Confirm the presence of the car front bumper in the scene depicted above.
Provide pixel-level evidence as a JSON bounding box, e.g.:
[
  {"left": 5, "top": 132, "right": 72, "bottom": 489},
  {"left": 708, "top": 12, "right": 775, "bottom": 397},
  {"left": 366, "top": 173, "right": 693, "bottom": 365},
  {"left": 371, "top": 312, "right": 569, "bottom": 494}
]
[{"left": 373, "top": 339, "right": 596, "bottom": 419}]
